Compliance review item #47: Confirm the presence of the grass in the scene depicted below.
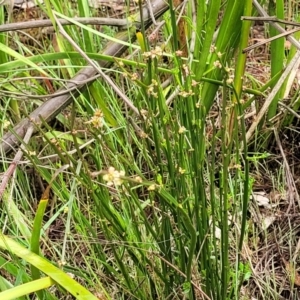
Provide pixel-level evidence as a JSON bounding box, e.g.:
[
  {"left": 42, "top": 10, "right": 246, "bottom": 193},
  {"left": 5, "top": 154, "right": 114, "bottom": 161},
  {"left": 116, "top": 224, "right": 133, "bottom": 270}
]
[{"left": 0, "top": 0, "right": 300, "bottom": 299}]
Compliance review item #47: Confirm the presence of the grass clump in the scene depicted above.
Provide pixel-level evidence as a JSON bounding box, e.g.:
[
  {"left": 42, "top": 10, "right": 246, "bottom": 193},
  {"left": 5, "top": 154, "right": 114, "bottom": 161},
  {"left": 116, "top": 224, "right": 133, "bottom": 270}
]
[{"left": 1, "top": 0, "right": 300, "bottom": 299}]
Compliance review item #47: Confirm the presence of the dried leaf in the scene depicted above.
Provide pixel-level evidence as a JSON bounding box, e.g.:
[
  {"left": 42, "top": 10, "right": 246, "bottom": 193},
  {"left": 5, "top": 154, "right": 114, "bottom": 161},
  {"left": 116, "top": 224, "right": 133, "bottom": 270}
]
[
  {"left": 262, "top": 216, "right": 276, "bottom": 230},
  {"left": 284, "top": 260, "right": 300, "bottom": 287},
  {"left": 252, "top": 192, "right": 271, "bottom": 208}
]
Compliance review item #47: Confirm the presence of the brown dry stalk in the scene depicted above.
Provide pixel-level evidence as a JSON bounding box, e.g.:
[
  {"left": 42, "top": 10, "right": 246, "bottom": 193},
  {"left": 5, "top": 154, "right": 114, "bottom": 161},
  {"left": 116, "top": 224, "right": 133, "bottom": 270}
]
[
  {"left": 242, "top": 16, "right": 300, "bottom": 28},
  {"left": 173, "top": 0, "right": 187, "bottom": 56},
  {"left": 273, "top": 128, "right": 300, "bottom": 213}
]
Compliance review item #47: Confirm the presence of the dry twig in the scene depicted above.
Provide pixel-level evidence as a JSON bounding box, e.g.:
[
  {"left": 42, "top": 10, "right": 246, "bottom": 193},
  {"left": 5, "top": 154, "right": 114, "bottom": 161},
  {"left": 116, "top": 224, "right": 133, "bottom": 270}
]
[
  {"left": 273, "top": 128, "right": 300, "bottom": 213},
  {"left": 0, "top": 17, "right": 129, "bottom": 33}
]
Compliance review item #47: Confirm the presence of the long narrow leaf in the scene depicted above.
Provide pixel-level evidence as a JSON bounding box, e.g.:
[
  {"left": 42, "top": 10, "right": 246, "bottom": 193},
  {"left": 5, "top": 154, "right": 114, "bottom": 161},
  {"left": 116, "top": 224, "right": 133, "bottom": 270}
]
[
  {"left": 0, "top": 235, "right": 100, "bottom": 300},
  {"left": 0, "top": 277, "right": 54, "bottom": 300}
]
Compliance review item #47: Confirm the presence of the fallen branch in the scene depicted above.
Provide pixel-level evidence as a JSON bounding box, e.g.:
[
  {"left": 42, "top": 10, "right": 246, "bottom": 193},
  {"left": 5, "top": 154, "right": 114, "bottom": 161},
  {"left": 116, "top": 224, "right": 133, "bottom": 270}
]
[
  {"left": 0, "top": 17, "right": 129, "bottom": 32},
  {"left": 241, "top": 16, "right": 300, "bottom": 28}
]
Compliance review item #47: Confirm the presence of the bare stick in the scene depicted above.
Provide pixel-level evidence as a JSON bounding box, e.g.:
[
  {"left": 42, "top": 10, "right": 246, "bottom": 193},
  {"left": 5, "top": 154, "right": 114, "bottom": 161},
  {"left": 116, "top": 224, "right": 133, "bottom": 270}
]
[
  {"left": 243, "top": 28, "right": 300, "bottom": 53},
  {"left": 0, "top": 17, "right": 129, "bottom": 33},
  {"left": 278, "top": 101, "right": 300, "bottom": 120},
  {"left": 273, "top": 128, "right": 300, "bottom": 212},
  {"left": 242, "top": 16, "right": 300, "bottom": 28}
]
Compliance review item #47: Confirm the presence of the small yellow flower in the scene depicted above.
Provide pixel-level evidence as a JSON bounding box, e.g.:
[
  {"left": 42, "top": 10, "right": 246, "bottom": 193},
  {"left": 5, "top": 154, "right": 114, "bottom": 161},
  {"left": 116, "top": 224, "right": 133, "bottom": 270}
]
[
  {"left": 85, "top": 109, "right": 104, "bottom": 129},
  {"left": 147, "top": 85, "right": 158, "bottom": 98},
  {"left": 148, "top": 184, "right": 156, "bottom": 191},
  {"left": 131, "top": 73, "right": 139, "bottom": 81},
  {"left": 226, "top": 78, "right": 234, "bottom": 84},
  {"left": 179, "top": 167, "right": 186, "bottom": 174},
  {"left": 213, "top": 60, "right": 222, "bottom": 69},
  {"left": 58, "top": 260, "right": 66, "bottom": 267},
  {"left": 134, "top": 176, "right": 143, "bottom": 183},
  {"left": 178, "top": 126, "right": 187, "bottom": 134},
  {"left": 182, "top": 64, "right": 190, "bottom": 76},
  {"left": 179, "top": 90, "right": 194, "bottom": 98},
  {"left": 210, "top": 45, "right": 216, "bottom": 53},
  {"left": 103, "top": 167, "right": 125, "bottom": 186},
  {"left": 3, "top": 120, "right": 10, "bottom": 129},
  {"left": 147, "top": 86, "right": 154, "bottom": 94},
  {"left": 151, "top": 79, "right": 158, "bottom": 86},
  {"left": 94, "top": 109, "right": 103, "bottom": 117},
  {"left": 175, "top": 50, "right": 184, "bottom": 57},
  {"left": 140, "top": 109, "right": 148, "bottom": 116},
  {"left": 139, "top": 131, "right": 148, "bottom": 138},
  {"left": 191, "top": 80, "right": 198, "bottom": 87},
  {"left": 153, "top": 46, "right": 163, "bottom": 56},
  {"left": 143, "top": 46, "right": 163, "bottom": 60}
]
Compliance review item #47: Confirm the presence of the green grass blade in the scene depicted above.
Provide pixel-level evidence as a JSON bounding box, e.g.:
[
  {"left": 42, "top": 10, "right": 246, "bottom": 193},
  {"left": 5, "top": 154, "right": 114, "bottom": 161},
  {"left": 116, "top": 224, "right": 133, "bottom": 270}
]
[
  {"left": 267, "top": 0, "right": 285, "bottom": 120},
  {"left": 0, "top": 43, "right": 49, "bottom": 76},
  {"left": 30, "top": 197, "right": 48, "bottom": 299},
  {"left": 2, "top": 191, "right": 32, "bottom": 243},
  {"left": 201, "top": 0, "right": 243, "bottom": 113},
  {"left": 0, "top": 277, "right": 54, "bottom": 300},
  {"left": 193, "top": 0, "right": 222, "bottom": 80},
  {"left": 0, "top": 235, "right": 100, "bottom": 300}
]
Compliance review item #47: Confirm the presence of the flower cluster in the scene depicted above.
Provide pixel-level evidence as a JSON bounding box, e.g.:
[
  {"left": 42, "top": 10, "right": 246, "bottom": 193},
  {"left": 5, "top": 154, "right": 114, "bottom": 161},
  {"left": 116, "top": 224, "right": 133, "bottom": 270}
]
[
  {"left": 85, "top": 109, "right": 104, "bottom": 129},
  {"left": 210, "top": 45, "right": 216, "bottom": 53},
  {"left": 178, "top": 167, "right": 186, "bottom": 174},
  {"left": 213, "top": 60, "right": 222, "bottom": 69},
  {"left": 178, "top": 126, "right": 187, "bottom": 134},
  {"left": 175, "top": 50, "right": 184, "bottom": 57},
  {"left": 225, "top": 67, "right": 235, "bottom": 84},
  {"left": 148, "top": 184, "right": 157, "bottom": 191},
  {"left": 3, "top": 120, "right": 10, "bottom": 129},
  {"left": 103, "top": 167, "right": 125, "bottom": 186},
  {"left": 182, "top": 64, "right": 191, "bottom": 76},
  {"left": 178, "top": 90, "right": 194, "bottom": 98},
  {"left": 143, "top": 46, "right": 163, "bottom": 60},
  {"left": 147, "top": 79, "right": 159, "bottom": 98},
  {"left": 131, "top": 73, "right": 139, "bottom": 81}
]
